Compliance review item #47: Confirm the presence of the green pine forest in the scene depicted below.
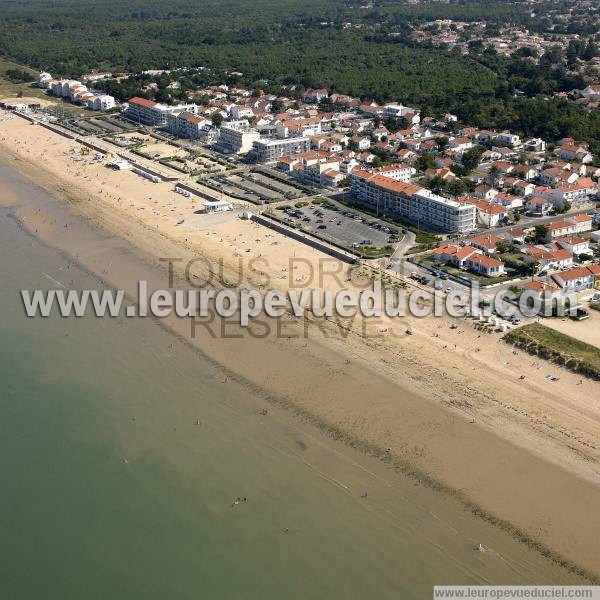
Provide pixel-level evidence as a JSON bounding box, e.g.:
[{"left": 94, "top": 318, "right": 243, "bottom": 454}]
[{"left": 0, "top": 0, "right": 598, "bottom": 153}]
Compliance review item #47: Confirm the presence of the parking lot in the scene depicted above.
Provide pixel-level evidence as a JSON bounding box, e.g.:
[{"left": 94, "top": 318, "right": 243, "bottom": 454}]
[
  {"left": 64, "top": 115, "right": 138, "bottom": 136},
  {"left": 278, "top": 202, "right": 401, "bottom": 250}
]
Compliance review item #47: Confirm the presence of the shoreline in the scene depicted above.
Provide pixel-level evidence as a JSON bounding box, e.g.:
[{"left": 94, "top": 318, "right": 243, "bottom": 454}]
[{"left": 2, "top": 112, "right": 600, "bottom": 579}]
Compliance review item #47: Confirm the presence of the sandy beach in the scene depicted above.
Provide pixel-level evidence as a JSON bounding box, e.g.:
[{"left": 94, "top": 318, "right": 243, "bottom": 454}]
[{"left": 2, "top": 110, "right": 600, "bottom": 578}]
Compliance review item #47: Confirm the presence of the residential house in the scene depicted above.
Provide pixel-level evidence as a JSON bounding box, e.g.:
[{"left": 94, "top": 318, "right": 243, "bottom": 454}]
[
  {"left": 558, "top": 144, "right": 593, "bottom": 164},
  {"left": 449, "top": 137, "right": 474, "bottom": 151},
  {"left": 551, "top": 265, "right": 600, "bottom": 292},
  {"left": 512, "top": 180, "right": 536, "bottom": 197},
  {"left": 495, "top": 192, "right": 523, "bottom": 210},
  {"left": 581, "top": 85, "right": 600, "bottom": 100},
  {"left": 356, "top": 137, "right": 371, "bottom": 150},
  {"left": 525, "top": 280, "right": 563, "bottom": 300},
  {"left": 432, "top": 244, "right": 480, "bottom": 268},
  {"left": 230, "top": 105, "right": 254, "bottom": 120},
  {"left": 550, "top": 178, "right": 598, "bottom": 207},
  {"left": 474, "top": 200, "right": 507, "bottom": 228},
  {"left": 568, "top": 214, "right": 594, "bottom": 234},
  {"left": 474, "top": 184, "right": 499, "bottom": 202},
  {"left": 276, "top": 117, "right": 322, "bottom": 138},
  {"left": 523, "top": 138, "right": 547, "bottom": 153},
  {"left": 544, "top": 215, "right": 593, "bottom": 241},
  {"left": 539, "top": 167, "right": 579, "bottom": 187},
  {"left": 556, "top": 236, "right": 591, "bottom": 256},
  {"left": 526, "top": 196, "right": 553, "bottom": 216},
  {"left": 469, "top": 233, "right": 504, "bottom": 254},
  {"left": 464, "top": 254, "right": 505, "bottom": 277},
  {"left": 523, "top": 246, "right": 573, "bottom": 270},
  {"left": 382, "top": 104, "right": 420, "bottom": 123},
  {"left": 494, "top": 131, "right": 522, "bottom": 148},
  {"left": 504, "top": 228, "right": 526, "bottom": 244},
  {"left": 424, "top": 167, "right": 456, "bottom": 181},
  {"left": 301, "top": 88, "right": 329, "bottom": 103},
  {"left": 544, "top": 220, "right": 578, "bottom": 241}
]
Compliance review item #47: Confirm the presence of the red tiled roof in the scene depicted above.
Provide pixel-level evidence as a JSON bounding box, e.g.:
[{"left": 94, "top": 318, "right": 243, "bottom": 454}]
[
  {"left": 557, "top": 236, "right": 586, "bottom": 245},
  {"left": 526, "top": 281, "right": 560, "bottom": 293},
  {"left": 569, "top": 214, "right": 593, "bottom": 223},
  {"left": 353, "top": 171, "right": 421, "bottom": 196},
  {"left": 470, "top": 233, "right": 503, "bottom": 248},
  {"left": 554, "top": 266, "right": 597, "bottom": 282},
  {"left": 129, "top": 96, "right": 157, "bottom": 108},
  {"left": 467, "top": 254, "right": 504, "bottom": 268}
]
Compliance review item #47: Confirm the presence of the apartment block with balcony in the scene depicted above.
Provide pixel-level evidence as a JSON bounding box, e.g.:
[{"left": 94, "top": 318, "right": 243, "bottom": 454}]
[
  {"left": 216, "top": 120, "right": 260, "bottom": 154},
  {"left": 351, "top": 170, "right": 476, "bottom": 233},
  {"left": 251, "top": 137, "right": 311, "bottom": 163}
]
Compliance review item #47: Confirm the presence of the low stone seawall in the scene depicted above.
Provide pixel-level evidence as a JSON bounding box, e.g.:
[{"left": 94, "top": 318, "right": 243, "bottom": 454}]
[
  {"left": 175, "top": 181, "right": 222, "bottom": 202},
  {"left": 251, "top": 213, "right": 356, "bottom": 264}
]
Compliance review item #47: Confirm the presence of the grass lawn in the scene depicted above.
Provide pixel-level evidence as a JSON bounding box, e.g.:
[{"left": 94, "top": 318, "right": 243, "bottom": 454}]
[
  {"left": 504, "top": 322, "right": 600, "bottom": 379},
  {"left": 0, "top": 58, "right": 47, "bottom": 100},
  {"left": 0, "top": 58, "right": 90, "bottom": 117}
]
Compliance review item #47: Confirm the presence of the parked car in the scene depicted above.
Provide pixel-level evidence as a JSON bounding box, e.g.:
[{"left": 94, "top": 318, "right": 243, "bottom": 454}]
[{"left": 571, "top": 308, "right": 590, "bottom": 321}]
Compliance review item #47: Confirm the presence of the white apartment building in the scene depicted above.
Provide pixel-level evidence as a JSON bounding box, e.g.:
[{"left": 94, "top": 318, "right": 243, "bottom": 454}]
[
  {"left": 50, "top": 80, "right": 77, "bottom": 97},
  {"left": 252, "top": 137, "right": 311, "bottom": 163},
  {"left": 351, "top": 170, "right": 476, "bottom": 233},
  {"left": 362, "top": 163, "right": 414, "bottom": 183},
  {"left": 167, "top": 111, "right": 211, "bottom": 140},
  {"left": 125, "top": 97, "right": 197, "bottom": 126},
  {"left": 230, "top": 105, "right": 254, "bottom": 120},
  {"left": 36, "top": 72, "right": 53, "bottom": 88},
  {"left": 46, "top": 75, "right": 115, "bottom": 110},
  {"left": 494, "top": 132, "right": 522, "bottom": 148},
  {"left": 68, "top": 83, "right": 88, "bottom": 100},
  {"left": 524, "top": 138, "right": 546, "bottom": 153},
  {"left": 276, "top": 118, "right": 322, "bottom": 139},
  {"left": 217, "top": 120, "right": 260, "bottom": 154},
  {"left": 382, "top": 104, "right": 419, "bottom": 123},
  {"left": 87, "top": 95, "right": 116, "bottom": 111}
]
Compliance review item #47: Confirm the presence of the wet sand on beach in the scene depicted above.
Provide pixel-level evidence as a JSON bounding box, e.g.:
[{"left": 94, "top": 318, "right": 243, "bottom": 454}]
[{"left": 1, "top": 111, "right": 600, "bottom": 578}]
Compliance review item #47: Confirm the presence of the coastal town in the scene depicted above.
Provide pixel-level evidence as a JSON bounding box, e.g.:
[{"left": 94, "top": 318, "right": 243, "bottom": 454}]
[
  {"left": 2, "top": 0, "right": 600, "bottom": 591},
  {"left": 2, "top": 62, "right": 599, "bottom": 322}
]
